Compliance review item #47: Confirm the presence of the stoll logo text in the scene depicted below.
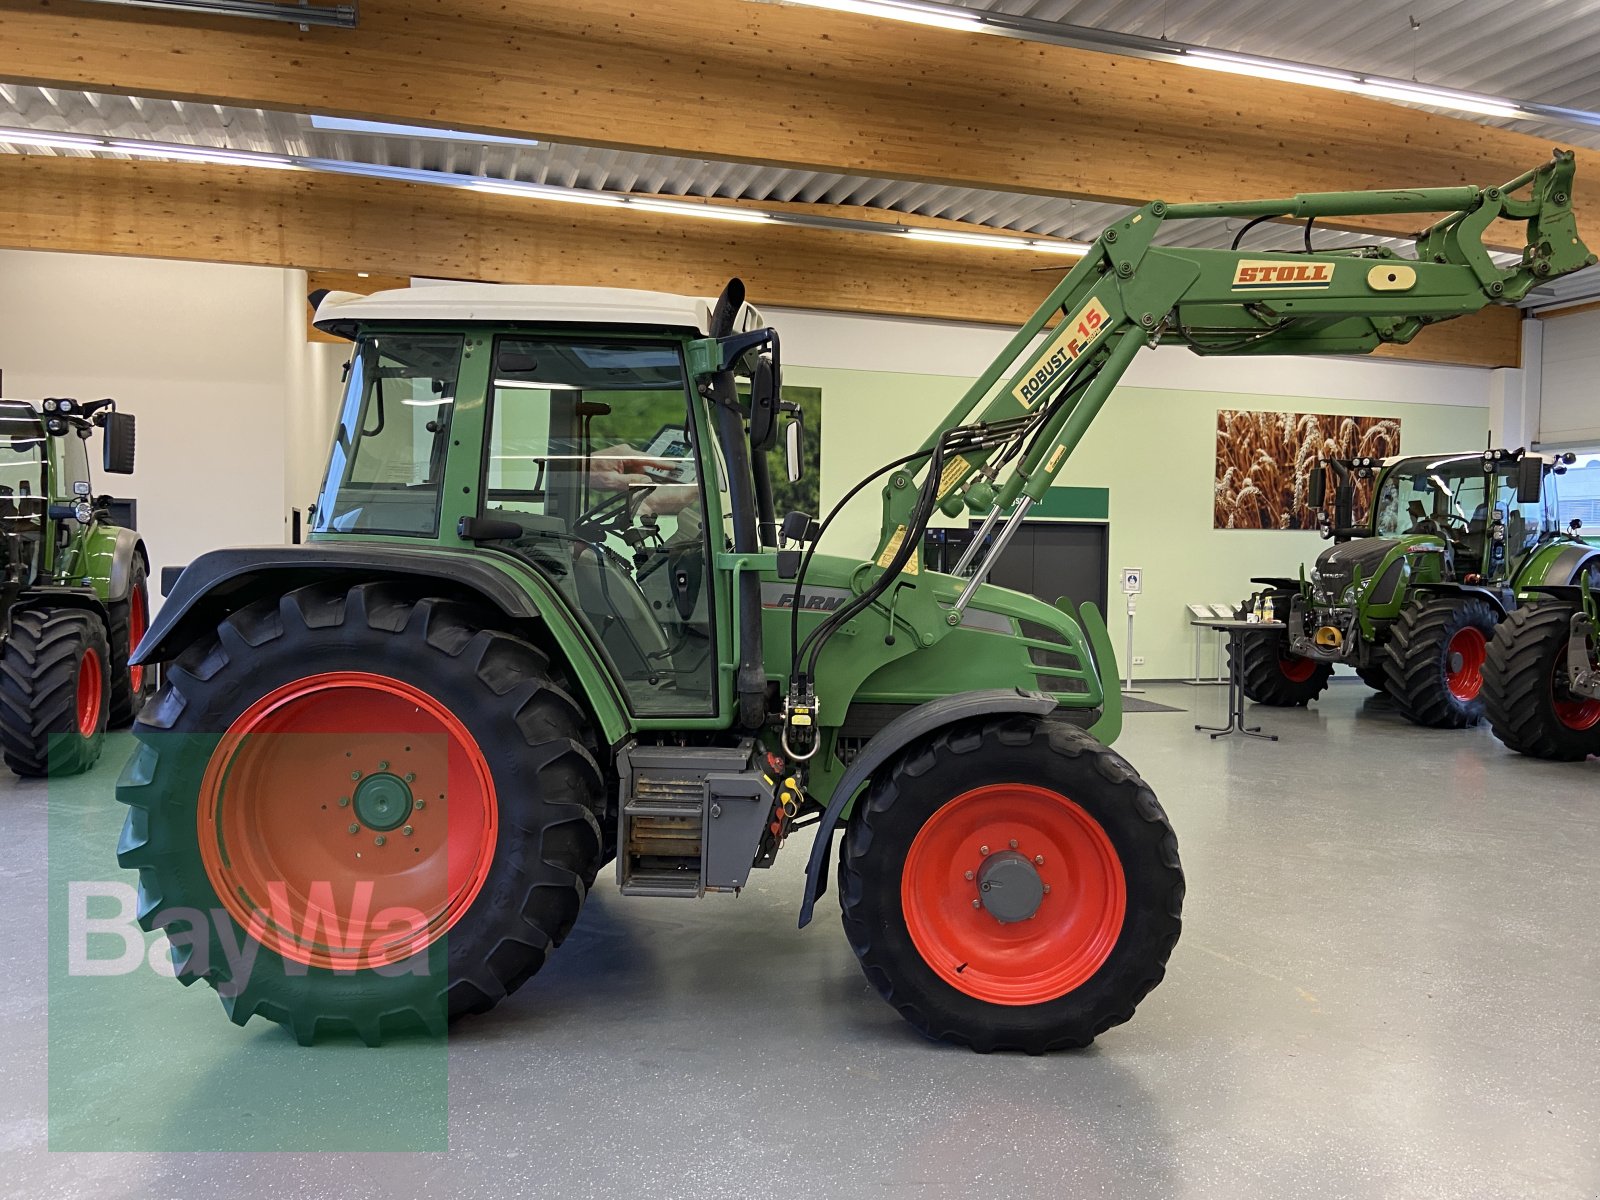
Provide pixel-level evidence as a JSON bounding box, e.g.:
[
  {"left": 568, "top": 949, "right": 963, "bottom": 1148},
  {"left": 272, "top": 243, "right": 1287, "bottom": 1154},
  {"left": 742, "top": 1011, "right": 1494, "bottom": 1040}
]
[{"left": 1231, "top": 260, "right": 1337, "bottom": 291}]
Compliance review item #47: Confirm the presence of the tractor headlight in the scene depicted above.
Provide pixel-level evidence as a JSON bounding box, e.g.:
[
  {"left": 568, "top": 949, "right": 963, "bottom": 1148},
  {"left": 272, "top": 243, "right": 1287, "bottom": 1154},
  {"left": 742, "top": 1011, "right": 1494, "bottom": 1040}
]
[{"left": 72, "top": 499, "right": 93, "bottom": 523}]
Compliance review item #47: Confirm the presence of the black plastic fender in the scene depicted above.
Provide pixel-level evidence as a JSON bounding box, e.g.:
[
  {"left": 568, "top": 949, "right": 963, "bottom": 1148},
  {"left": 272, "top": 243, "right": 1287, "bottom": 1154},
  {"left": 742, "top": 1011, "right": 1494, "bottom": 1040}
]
[
  {"left": 1410, "top": 581, "right": 1513, "bottom": 617},
  {"left": 104, "top": 526, "right": 146, "bottom": 602},
  {"left": 797, "top": 687, "right": 1059, "bottom": 928},
  {"left": 133, "top": 544, "right": 541, "bottom": 665}
]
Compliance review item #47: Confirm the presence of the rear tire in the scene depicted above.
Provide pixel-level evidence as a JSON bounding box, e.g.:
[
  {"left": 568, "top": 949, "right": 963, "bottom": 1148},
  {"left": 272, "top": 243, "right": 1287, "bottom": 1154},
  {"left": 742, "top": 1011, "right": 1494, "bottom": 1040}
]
[
  {"left": 0, "top": 608, "right": 109, "bottom": 778},
  {"left": 1483, "top": 604, "right": 1600, "bottom": 760},
  {"left": 1234, "top": 629, "right": 1332, "bottom": 706},
  {"left": 1385, "top": 598, "right": 1499, "bottom": 728},
  {"left": 108, "top": 557, "right": 155, "bottom": 728},
  {"left": 838, "top": 715, "right": 1183, "bottom": 1054},
  {"left": 115, "top": 582, "right": 604, "bottom": 1044}
]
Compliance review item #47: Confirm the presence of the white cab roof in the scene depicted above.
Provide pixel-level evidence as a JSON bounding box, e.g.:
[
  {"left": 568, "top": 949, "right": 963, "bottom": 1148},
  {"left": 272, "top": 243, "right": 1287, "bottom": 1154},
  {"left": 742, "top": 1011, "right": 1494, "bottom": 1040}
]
[{"left": 312, "top": 283, "right": 766, "bottom": 337}]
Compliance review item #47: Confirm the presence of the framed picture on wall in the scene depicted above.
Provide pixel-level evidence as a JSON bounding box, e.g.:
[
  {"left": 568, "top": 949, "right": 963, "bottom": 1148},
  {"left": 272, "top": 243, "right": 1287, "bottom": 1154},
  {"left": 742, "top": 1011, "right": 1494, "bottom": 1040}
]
[{"left": 1214, "top": 409, "right": 1401, "bottom": 530}]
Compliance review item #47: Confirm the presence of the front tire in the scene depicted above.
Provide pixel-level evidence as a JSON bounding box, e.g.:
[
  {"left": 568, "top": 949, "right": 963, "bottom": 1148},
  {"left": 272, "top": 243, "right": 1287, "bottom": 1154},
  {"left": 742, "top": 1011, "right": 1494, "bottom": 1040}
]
[
  {"left": 115, "top": 582, "right": 604, "bottom": 1044},
  {"left": 1385, "top": 598, "right": 1499, "bottom": 728},
  {"left": 838, "top": 715, "right": 1183, "bottom": 1054},
  {"left": 0, "top": 608, "right": 109, "bottom": 777},
  {"left": 1483, "top": 604, "right": 1600, "bottom": 760},
  {"left": 108, "top": 556, "right": 156, "bottom": 727},
  {"left": 1234, "top": 630, "right": 1332, "bottom": 706}
]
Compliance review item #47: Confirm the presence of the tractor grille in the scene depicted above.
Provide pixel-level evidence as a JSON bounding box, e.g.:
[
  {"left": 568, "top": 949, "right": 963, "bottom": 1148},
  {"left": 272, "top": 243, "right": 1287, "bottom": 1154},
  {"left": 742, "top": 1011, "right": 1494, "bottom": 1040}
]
[{"left": 1018, "top": 620, "right": 1092, "bottom": 695}]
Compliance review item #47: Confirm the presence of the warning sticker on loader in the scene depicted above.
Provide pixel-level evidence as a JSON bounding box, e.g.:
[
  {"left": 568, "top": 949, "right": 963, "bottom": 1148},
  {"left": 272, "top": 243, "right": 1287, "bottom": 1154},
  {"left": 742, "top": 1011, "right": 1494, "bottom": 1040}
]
[
  {"left": 1012, "top": 297, "right": 1110, "bottom": 409},
  {"left": 876, "top": 525, "right": 920, "bottom": 574}
]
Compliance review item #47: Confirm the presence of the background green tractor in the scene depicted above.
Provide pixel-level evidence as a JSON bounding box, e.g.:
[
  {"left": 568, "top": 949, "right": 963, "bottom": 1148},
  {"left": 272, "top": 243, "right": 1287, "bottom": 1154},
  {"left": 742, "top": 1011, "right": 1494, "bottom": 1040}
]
[
  {"left": 1484, "top": 569, "right": 1600, "bottom": 760},
  {"left": 0, "top": 396, "right": 150, "bottom": 776},
  {"left": 1240, "top": 448, "right": 1598, "bottom": 727}
]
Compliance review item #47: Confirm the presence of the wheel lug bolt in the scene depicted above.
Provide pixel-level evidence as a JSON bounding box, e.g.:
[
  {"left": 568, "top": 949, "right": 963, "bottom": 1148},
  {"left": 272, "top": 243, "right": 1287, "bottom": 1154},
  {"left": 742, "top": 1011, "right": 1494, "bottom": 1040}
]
[
  {"left": 402, "top": 825, "right": 414, "bottom": 837},
  {"left": 374, "top": 835, "right": 386, "bottom": 847},
  {"left": 378, "top": 761, "right": 389, "bottom": 770},
  {"left": 979, "top": 844, "right": 990, "bottom": 856},
  {"left": 964, "top": 870, "right": 974, "bottom": 881},
  {"left": 1043, "top": 884, "right": 1051, "bottom": 894},
  {"left": 348, "top": 823, "right": 360, "bottom": 835},
  {"left": 1009, "top": 839, "right": 1018, "bottom": 849},
  {"left": 972, "top": 899, "right": 981, "bottom": 909},
  {"left": 338, "top": 796, "right": 350, "bottom": 808},
  {"left": 415, "top": 799, "right": 426, "bottom": 810},
  {"left": 404, "top": 773, "right": 415, "bottom": 783},
  {"left": 1034, "top": 855, "right": 1044, "bottom": 866},
  {"left": 351, "top": 770, "right": 361, "bottom": 781}
]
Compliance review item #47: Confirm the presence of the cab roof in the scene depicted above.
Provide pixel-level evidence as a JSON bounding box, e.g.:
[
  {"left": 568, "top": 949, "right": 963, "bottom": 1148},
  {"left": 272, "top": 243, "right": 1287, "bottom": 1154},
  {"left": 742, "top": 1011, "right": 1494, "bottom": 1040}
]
[{"left": 311, "top": 283, "right": 767, "bottom": 340}]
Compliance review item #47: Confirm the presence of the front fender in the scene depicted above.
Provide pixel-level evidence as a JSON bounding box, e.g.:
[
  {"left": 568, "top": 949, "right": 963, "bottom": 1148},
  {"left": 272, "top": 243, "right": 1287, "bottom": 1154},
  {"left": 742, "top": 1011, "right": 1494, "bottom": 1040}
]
[{"left": 796, "top": 688, "right": 1058, "bottom": 928}]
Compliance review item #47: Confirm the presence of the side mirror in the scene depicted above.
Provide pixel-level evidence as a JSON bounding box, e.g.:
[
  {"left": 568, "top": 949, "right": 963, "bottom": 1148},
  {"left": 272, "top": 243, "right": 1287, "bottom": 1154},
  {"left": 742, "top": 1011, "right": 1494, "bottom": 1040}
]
[
  {"left": 1308, "top": 464, "right": 1326, "bottom": 509},
  {"left": 783, "top": 415, "right": 805, "bottom": 484},
  {"left": 1516, "top": 456, "right": 1542, "bottom": 504},
  {"left": 102, "top": 412, "right": 136, "bottom": 475}
]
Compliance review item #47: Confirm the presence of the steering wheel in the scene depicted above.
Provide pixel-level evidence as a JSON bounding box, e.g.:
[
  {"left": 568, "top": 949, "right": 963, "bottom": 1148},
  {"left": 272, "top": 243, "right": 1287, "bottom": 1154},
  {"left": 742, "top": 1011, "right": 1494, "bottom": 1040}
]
[{"left": 573, "top": 484, "right": 656, "bottom": 545}]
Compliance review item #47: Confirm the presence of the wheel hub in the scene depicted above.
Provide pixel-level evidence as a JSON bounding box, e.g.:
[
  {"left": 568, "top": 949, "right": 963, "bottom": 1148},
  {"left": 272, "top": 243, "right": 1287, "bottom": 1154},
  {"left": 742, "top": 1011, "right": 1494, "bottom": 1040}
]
[
  {"left": 352, "top": 771, "right": 414, "bottom": 831},
  {"left": 976, "top": 849, "right": 1045, "bottom": 924},
  {"left": 1448, "top": 650, "right": 1464, "bottom": 674}
]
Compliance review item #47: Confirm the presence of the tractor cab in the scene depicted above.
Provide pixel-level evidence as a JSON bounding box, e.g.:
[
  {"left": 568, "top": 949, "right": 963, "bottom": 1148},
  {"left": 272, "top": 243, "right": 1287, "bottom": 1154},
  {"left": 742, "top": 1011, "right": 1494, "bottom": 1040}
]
[
  {"left": 1366, "top": 450, "right": 1566, "bottom": 584},
  {"left": 0, "top": 401, "right": 48, "bottom": 588},
  {"left": 309, "top": 285, "right": 780, "bottom": 720}
]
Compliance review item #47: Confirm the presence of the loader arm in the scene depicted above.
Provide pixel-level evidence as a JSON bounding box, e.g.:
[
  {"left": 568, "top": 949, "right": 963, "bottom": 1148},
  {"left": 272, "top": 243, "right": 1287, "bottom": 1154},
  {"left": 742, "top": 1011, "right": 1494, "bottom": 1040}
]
[{"left": 874, "top": 151, "right": 1592, "bottom": 588}]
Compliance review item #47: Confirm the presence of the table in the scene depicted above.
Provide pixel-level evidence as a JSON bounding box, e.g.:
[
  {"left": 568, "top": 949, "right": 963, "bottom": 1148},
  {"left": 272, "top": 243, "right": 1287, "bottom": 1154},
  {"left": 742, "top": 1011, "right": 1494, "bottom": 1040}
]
[{"left": 1195, "top": 619, "right": 1285, "bottom": 742}]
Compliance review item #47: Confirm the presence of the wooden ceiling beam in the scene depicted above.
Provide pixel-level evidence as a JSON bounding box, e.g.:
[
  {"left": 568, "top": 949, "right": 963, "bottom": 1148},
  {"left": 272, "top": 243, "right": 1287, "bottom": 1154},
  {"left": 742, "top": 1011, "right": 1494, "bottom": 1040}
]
[
  {"left": 0, "top": 0, "right": 1589, "bottom": 245},
  {"left": 0, "top": 154, "right": 1521, "bottom": 368}
]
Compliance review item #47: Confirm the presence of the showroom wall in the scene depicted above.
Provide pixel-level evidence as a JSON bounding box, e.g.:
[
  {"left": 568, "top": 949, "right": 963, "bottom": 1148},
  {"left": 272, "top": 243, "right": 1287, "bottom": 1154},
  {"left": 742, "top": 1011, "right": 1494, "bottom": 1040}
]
[
  {"left": 0, "top": 249, "right": 345, "bottom": 602},
  {"left": 0, "top": 250, "right": 1499, "bottom": 675}
]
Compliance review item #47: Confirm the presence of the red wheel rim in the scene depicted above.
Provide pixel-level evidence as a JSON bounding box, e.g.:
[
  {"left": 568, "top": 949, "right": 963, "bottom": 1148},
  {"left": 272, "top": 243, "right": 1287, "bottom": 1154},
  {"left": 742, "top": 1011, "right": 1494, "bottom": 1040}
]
[
  {"left": 1278, "top": 650, "right": 1317, "bottom": 683},
  {"left": 128, "top": 586, "right": 148, "bottom": 693},
  {"left": 198, "top": 671, "right": 498, "bottom": 971},
  {"left": 1445, "top": 627, "right": 1487, "bottom": 701},
  {"left": 1552, "top": 655, "right": 1600, "bottom": 731},
  {"left": 900, "top": 783, "right": 1126, "bottom": 1006},
  {"left": 75, "top": 648, "right": 102, "bottom": 737}
]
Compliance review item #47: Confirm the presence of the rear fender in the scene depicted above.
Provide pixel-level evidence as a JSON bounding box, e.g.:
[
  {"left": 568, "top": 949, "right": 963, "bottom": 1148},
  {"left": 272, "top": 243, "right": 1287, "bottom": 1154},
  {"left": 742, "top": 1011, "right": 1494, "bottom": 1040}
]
[
  {"left": 796, "top": 688, "right": 1058, "bottom": 928},
  {"left": 135, "top": 544, "right": 632, "bottom": 743}
]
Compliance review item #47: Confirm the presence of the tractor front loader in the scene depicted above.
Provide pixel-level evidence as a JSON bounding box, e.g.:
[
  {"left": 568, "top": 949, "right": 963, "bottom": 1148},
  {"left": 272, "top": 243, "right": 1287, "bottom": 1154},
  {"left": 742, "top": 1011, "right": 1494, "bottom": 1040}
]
[
  {"left": 119, "top": 152, "right": 1590, "bottom": 1050},
  {"left": 1241, "top": 447, "right": 1598, "bottom": 727},
  {"left": 0, "top": 396, "right": 149, "bottom": 777}
]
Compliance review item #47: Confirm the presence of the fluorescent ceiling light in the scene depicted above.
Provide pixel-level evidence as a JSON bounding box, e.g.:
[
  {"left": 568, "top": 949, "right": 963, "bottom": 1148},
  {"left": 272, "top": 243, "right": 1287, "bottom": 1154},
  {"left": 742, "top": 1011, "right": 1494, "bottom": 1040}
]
[
  {"left": 903, "top": 227, "right": 1087, "bottom": 255},
  {"left": 0, "top": 130, "right": 102, "bottom": 151},
  {"left": 1357, "top": 81, "right": 1521, "bottom": 120},
  {"left": 785, "top": 0, "right": 987, "bottom": 33},
  {"left": 105, "top": 139, "right": 296, "bottom": 169},
  {"left": 401, "top": 396, "right": 454, "bottom": 406},
  {"left": 310, "top": 115, "right": 541, "bottom": 147},
  {"left": 1183, "top": 49, "right": 1359, "bottom": 93},
  {"left": 628, "top": 198, "right": 774, "bottom": 224},
  {"left": 468, "top": 180, "right": 626, "bottom": 207}
]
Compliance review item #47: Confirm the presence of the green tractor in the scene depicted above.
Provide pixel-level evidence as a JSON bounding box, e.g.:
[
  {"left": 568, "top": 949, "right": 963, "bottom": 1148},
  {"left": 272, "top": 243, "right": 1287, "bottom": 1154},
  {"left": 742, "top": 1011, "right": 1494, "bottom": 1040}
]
[
  {"left": 118, "top": 154, "right": 1590, "bottom": 1049},
  {"left": 1239, "top": 448, "right": 1598, "bottom": 727},
  {"left": 1484, "top": 567, "right": 1600, "bottom": 760},
  {"left": 0, "top": 396, "right": 150, "bottom": 776}
]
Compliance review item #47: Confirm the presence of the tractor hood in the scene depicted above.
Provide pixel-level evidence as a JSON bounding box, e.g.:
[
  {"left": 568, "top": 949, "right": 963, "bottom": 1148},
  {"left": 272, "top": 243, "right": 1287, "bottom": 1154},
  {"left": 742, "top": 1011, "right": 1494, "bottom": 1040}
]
[{"left": 1313, "top": 538, "right": 1402, "bottom": 600}]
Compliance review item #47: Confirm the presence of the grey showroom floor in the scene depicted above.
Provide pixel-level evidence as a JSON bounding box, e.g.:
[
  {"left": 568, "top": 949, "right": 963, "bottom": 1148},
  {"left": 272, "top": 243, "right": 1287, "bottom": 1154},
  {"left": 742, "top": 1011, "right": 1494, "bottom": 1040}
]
[{"left": 4, "top": 679, "right": 1599, "bottom": 1199}]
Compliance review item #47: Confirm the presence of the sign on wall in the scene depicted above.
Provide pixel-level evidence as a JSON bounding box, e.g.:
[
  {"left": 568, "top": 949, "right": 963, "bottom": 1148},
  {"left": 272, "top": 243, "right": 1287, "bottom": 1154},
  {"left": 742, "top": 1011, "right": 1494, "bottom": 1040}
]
[{"left": 1214, "top": 409, "right": 1401, "bottom": 530}]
